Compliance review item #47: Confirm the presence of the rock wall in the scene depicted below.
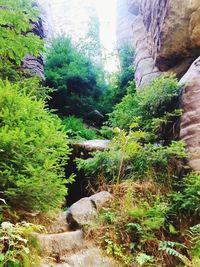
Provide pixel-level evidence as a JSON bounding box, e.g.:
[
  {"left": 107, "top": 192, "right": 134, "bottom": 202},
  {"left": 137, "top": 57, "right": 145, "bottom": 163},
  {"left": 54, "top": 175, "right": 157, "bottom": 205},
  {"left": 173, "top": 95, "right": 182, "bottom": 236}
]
[
  {"left": 22, "top": 1, "right": 49, "bottom": 79},
  {"left": 117, "top": 0, "right": 200, "bottom": 171},
  {"left": 118, "top": 0, "right": 200, "bottom": 87},
  {"left": 179, "top": 57, "right": 200, "bottom": 172}
]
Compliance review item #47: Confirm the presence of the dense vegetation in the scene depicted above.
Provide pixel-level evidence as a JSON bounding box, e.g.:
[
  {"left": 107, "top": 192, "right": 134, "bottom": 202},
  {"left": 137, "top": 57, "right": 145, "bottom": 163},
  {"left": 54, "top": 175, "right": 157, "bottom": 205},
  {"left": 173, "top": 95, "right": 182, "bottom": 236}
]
[
  {"left": 45, "top": 37, "right": 105, "bottom": 123},
  {"left": 99, "top": 44, "right": 135, "bottom": 115},
  {"left": 0, "top": 1, "right": 72, "bottom": 265},
  {"left": 78, "top": 75, "right": 200, "bottom": 266},
  {"left": 0, "top": 0, "right": 200, "bottom": 266}
]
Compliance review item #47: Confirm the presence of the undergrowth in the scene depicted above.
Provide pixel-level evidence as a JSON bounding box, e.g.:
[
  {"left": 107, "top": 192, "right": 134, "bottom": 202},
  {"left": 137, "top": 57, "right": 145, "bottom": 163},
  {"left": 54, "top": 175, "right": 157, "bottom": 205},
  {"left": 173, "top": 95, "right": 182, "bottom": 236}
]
[
  {"left": 78, "top": 75, "right": 200, "bottom": 266},
  {"left": 62, "top": 116, "right": 97, "bottom": 140}
]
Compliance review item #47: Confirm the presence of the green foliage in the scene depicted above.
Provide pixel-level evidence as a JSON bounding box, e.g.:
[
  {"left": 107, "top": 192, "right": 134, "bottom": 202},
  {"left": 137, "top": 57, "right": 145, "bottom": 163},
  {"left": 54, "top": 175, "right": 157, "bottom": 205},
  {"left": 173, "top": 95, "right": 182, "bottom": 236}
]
[
  {"left": 77, "top": 126, "right": 186, "bottom": 185},
  {"left": 99, "top": 45, "right": 135, "bottom": 115},
  {"left": 0, "top": 221, "right": 44, "bottom": 266},
  {"left": 45, "top": 36, "right": 105, "bottom": 121},
  {"left": 0, "top": 80, "right": 72, "bottom": 213},
  {"left": 62, "top": 116, "right": 97, "bottom": 140},
  {"left": 135, "top": 252, "right": 155, "bottom": 266},
  {"left": 78, "top": 15, "right": 102, "bottom": 64},
  {"left": 171, "top": 172, "right": 200, "bottom": 216},
  {"left": 158, "top": 241, "right": 191, "bottom": 266},
  {"left": 129, "top": 199, "right": 168, "bottom": 231},
  {"left": 79, "top": 73, "right": 199, "bottom": 267},
  {"left": 0, "top": 0, "right": 44, "bottom": 79},
  {"left": 109, "top": 75, "right": 181, "bottom": 135},
  {"left": 188, "top": 224, "right": 200, "bottom": 264}
]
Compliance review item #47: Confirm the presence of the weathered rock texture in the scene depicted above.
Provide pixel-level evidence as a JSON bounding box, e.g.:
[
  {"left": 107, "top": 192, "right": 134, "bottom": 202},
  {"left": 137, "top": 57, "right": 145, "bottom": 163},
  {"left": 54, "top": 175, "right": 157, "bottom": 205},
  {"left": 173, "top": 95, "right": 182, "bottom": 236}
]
[
  {"left": 22, "top": 1, "right": 48, "bottom": 78},
  {"left": 180, "top": 57, "right": 200, "bottom": 172},
  {"left": 38, "top": 193, "right": 115, "bottom": 267},
  {"left": 118, "top": 0, "right": 200, "bottom": 172},
  {"left": 118, "top": 0, "right": 200, "bottom": 87},
  {"left": 67, "top": 192, "right": 112, "bottom": 229}
]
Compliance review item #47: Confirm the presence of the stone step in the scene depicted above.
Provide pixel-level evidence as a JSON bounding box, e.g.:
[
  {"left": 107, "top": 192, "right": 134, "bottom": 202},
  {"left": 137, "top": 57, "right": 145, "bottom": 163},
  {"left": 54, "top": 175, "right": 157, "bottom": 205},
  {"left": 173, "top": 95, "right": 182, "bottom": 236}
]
[
  {"left": 37, "top": 230, "right": 85, "bottom": 257},
  {"left": 41, "top": 247, "right": 116, "bottom": 267}
]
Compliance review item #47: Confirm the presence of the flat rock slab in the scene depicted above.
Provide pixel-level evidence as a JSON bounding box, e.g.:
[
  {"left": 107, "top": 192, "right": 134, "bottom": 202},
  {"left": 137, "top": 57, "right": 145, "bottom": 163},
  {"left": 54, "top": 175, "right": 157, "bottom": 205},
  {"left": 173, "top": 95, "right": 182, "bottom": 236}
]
[
  {"left": 73, "top": 139, "right": 109, "bottom": 152},
  {"left": 37, "top": 230, "right": 84, "bottom": 256},
  {"left": 63, "top": 247, "right": 116, "bottom": 267},
  {"left": 41, "top": 247, "right": 116, "bottom": 267}
]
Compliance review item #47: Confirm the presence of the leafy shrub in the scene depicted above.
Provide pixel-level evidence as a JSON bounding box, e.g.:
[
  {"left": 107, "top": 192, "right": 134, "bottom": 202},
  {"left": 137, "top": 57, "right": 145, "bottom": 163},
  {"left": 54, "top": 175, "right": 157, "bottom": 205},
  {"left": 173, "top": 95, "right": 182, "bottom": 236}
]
[
  {"left": 188, "top": 224, "right": 200, "bottom": 264},
  {"left": 0, "top": 221, "right": 44, "bottom": 266},
  {"left": 109, "top": 75, "right": 181, "bottom": 134},
  {"left": 62, "top": 116, "right": 97, "bottom": 140},
  {"left": 0, "top": 0, "right": 44, "bottom": 80},
  {"left": 171, "top": 172, "right": 200, "bottom": 216},
  {"left": 77, "top": 127, "right": 186, "bottom": 185},
  {"left": 0, "top": 80, "right": 72, "bottom": 213}
]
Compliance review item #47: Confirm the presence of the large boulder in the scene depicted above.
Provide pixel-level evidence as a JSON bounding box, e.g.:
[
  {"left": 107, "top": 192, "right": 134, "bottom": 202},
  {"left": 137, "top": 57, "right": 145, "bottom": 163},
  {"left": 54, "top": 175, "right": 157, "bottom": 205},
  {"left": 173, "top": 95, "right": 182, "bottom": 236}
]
[{"left": 66, "top": 192, "right": 113, "bottom": 229}]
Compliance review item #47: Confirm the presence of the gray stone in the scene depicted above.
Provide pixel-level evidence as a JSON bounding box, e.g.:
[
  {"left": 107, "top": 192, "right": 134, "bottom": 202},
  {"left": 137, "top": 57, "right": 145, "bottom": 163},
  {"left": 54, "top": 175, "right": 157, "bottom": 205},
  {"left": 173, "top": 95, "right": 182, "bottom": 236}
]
[
  {"left": 67, "top": 198, "right": 97, "bottom": 228},
  {"left": 46, "top": 211, "right": 69, "bottom": 234},
  {"left": 73, "top": 140, "right": 109, "bottom": 152},
  {"left": 67, "top": 192, "right": 113, "bottom": 228},
  {"left": 89, "top": 191, "right": 113, "bottom": 211},
  {"left": 63, "top": 247, "right": 116, "bottom": 267},
  {"left": 36, "top": 230, "right": 84, "bottom": 256}
]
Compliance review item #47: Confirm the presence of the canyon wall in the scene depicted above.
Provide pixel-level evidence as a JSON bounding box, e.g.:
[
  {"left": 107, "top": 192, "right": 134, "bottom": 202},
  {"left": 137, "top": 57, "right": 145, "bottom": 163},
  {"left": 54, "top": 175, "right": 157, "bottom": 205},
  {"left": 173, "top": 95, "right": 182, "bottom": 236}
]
[
  {"left": 117, "top": 0, "right": 200, "bottom": 171},
  {"left": 22, "top": 0, "right": 52, "bottom": 79},
  {"left": 118, "top": 0, "right": 200, "bottom": 87}
]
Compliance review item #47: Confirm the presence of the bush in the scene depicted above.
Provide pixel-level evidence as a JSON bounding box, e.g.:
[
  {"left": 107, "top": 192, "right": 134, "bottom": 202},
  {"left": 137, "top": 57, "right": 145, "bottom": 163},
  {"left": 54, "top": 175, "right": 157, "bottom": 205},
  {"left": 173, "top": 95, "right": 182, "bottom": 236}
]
[
  {"left": 77, "top": 127, "right": 186, "bottom": 185},
  {"left": 0, "top": 80, "right": 72, "bottom": 213},
  {"left": 62, "top": 116, "right": 97, "bottom": 140},
  {"left": 0, "top": 221, "right": 44, "bottom": 266},
  {"left": 0, "top": 0, "right": 44, "bottom": 80},
  {"left": 109, "top": 75, "right": 181, "bottom": 134},
  {"left": 171, "top": 172, "right": 200, "bottom": 216}
]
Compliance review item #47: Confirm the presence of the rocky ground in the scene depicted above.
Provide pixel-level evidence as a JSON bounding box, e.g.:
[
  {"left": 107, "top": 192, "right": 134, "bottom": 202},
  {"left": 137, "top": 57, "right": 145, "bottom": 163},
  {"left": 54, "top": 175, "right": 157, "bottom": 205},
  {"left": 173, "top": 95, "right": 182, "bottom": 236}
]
[{"left": 38, "top": 192, "right": 116, "bottom": 267}]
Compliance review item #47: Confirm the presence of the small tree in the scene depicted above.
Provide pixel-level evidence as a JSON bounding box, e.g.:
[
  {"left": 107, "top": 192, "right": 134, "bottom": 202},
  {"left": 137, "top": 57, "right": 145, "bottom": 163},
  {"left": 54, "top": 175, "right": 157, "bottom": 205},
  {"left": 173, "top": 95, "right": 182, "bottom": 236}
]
[
  {"left": 0, "top": 80, "right": 72, "bottom": 212},
  {"left": 44, "top": 36, "right": 105, "bottom": 121}
]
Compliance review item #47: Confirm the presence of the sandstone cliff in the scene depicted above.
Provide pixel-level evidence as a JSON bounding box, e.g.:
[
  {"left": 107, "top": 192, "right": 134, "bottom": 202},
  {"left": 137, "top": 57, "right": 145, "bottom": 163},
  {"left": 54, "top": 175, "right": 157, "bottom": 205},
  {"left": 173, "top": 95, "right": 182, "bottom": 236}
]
[
  {"left": 118, "top": 0, "right": 200, "bottom": 87},
  {"left": 117, "top": 0, "right": 200, "bottom": 172}
]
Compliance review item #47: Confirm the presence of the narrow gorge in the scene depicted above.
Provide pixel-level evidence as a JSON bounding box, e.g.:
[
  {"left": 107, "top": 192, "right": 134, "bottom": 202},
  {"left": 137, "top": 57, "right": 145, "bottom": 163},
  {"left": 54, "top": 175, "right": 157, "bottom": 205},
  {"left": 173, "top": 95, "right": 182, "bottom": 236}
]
[{"left": 0, "top": 1, "right": 200, "bottom": 267}]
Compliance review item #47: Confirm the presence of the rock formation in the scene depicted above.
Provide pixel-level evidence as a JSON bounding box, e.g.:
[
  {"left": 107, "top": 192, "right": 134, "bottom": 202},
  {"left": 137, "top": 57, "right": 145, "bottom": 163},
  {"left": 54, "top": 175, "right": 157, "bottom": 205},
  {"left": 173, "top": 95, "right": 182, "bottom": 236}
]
[
  {"left": 66, "top": 192, "right": 113, "bottom": 229},
  {"left": 180, "top": 57, "right": 200, "bottom": 172},
  {"left": 116, "top": 0, "right": 135, "bottom": 49},
  {"left": 118, "top": 0, "right": 200, "bottom": 87},
  {"left": 117, "top": 0, "right": 200, "bottom": 171},
  {"left": 37, "top": 193, "right": 115, "bottom": 267},
  {"left": 22, "top": 1, "right": 49, "bottom": 79}
]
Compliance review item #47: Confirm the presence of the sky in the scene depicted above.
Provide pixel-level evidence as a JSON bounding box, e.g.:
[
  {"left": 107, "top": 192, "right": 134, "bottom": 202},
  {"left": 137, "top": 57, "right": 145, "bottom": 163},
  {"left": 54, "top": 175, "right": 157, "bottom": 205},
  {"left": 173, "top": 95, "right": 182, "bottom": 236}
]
[{"left": 95, "top": 0, "right": 119, "bottom": 72}]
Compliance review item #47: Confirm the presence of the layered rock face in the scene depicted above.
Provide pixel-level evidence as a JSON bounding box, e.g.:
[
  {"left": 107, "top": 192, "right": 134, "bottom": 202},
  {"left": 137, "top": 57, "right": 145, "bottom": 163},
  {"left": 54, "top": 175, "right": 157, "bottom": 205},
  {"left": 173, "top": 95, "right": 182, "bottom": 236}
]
[
  {"left": 118, "top": 0, "right": 200, "bottom": 171},
  {"left": 22, "top": 1, "right": 50, "bottom": 79},
  {"left": 180, "top": 57, "right": 200, "bottom": 172},
  {"left": 118, "top": 0, "right": 200, "bottom": 87}
]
